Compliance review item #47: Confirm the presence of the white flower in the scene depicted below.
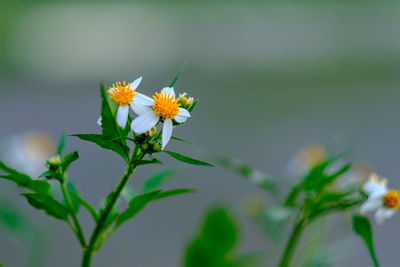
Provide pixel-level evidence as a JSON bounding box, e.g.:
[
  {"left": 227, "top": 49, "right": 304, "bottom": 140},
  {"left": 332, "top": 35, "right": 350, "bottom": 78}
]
[
  {"left": 97, "top": 77, "right": 144, "bottom": 128},
  {"left": 360, "top": 173, "right": 400, "bottom": 224},
  {"left": 130, "top": 87, "right": 191, "bottom": 149}
]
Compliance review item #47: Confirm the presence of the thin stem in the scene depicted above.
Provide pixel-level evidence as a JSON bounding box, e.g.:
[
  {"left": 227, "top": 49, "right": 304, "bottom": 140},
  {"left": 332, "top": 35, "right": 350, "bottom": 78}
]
[
  {"left": 81, "top": 152, "right": 143, "bottom": 267},
  {"left": 278, "top": 218, "right": 306, "bottom": 267},
  {"left": 60, "top": 181, "right": 87, "bottom": 247}
]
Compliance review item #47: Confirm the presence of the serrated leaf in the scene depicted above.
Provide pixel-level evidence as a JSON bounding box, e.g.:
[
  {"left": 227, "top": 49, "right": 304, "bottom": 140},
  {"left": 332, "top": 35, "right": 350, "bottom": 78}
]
[
  {"left": 164, "top": 151, "right": 214, "bottom": 167},
  {"left": 141, "top": 168, "right": 182, "bottom": 192},
  {"left": 22, "top": 193, "right": 70, "bottom": 221},
  {"left": 151, "top": 188, "right": 196, "bottom": 201},
  {"left": 73, "top": 134, "right": 129, "bottom": 162},
  {"left": 57, "top": 132, "right": 66, "bottom": 155},
  {"left": 115, "top": 190, "right": 161, "bottom": 229},
  {"left": 0, "top": 174, "right": 50, "bottom": 195},
  {"left": 61, "top": 151, "right": 79, "bottom": 172},
  {"left": 352, "top": 214, "right": 379, "bottom": 267}
]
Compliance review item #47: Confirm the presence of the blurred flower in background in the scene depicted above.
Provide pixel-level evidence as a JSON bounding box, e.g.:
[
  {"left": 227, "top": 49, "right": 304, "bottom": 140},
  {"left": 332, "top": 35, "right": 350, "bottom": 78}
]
[{"left": 1, "top": 132, "right": 54, "bottom": 177}]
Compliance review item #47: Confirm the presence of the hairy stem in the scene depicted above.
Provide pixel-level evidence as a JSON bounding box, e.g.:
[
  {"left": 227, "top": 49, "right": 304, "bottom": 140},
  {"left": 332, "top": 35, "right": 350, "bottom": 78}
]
[
  {"left": 278, "top": 218, "right": 306, "bottom": 267},
  {"left": 60, "top": 181, "right": 86, "bottom": 247}
]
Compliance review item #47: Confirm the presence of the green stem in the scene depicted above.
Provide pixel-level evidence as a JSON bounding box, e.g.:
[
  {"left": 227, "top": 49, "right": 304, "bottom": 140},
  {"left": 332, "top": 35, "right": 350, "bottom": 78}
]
[
  {"left": 278, "top": 218, "right": 306, "bottom": 267},
  {"left": 81, "top": 153, "right": 143, "bottom": 267},
  {"left": 60, "top": 181, "right": 86, "bottom": 247}
]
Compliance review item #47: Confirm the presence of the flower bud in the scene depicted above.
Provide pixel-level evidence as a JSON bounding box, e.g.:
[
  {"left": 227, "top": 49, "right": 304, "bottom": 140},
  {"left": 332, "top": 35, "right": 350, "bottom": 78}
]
[
  {"left": 47, "top": 155, "right": 61, "bottom": 167},
  {"left": 145, "top": 127, "right": 157, "bottom": 137},
  {"left": 178, "top": 93, "right": 194, "bottom": 109}
]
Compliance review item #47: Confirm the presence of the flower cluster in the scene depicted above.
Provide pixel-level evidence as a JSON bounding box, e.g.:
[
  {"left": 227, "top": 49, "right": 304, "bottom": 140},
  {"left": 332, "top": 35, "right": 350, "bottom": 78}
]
[
  {"left": 99, "top": 77, "right": 193, "bottom": 150},
  {"left": 361, "top": 173, "right": 400, "bottom": 224}
]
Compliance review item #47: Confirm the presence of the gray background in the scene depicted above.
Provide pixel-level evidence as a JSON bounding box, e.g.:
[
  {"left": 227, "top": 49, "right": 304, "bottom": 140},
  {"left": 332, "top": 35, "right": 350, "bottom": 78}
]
[{"left": 1, "top": 1, "right": 400, "bottom": 266}]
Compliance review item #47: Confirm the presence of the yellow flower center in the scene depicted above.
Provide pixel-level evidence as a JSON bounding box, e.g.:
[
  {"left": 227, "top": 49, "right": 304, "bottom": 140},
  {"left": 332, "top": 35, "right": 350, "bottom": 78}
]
[
  {"left": 383, "top": 189, "right": 400, "bottom": 210},
  {"left": 109, "top": 81, "right": 137, "bottom": 106},
  {"left": 152, "top": 91, "right": 180, "bottom": 119}
]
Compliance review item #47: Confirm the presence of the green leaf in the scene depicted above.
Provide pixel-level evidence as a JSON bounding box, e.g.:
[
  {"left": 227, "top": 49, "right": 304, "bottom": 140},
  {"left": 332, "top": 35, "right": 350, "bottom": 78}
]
[
  {"left": 72, "top": 134, "right": 129, "bottom": 162},
  {"left": 22, "top": 193, "right": 70, "bottom": 221},
  {"left": 0, "top": 161, "right": 20, "bottom": 174},
  {"left": 99, "top": 84, "right": 130, "bottom": 155},
  {"left": 352, "top": 214, "right": 379, "bottom": 267},
  {"left": 187, "top": 99, "right": 198, "bottom": 113},
  {"left": 141, "top": 168, "right": 182, "bottom": 192},
  {"left": 57, "top": 132, "right": 66, "bottom": 155},
  {"left": 134, "top": 158, "right": 162, "bottom": 166},
  {"left": 169, "top": 61, "right": 188, "bottom": 87},
  {"left": 184, "top": 207, "right": 238, "bottom": 267},
  {"left": 164, "top": 151, "right": 214, "bottom": 167},
  {"left": 69, "top": 191, "right": 98, "bottom": 222},
  {"left": 64, "top": 180, "right": 80, "bottom": 213},
  {"left": 115, "top": 190, "right": 161, "bottom": 229},
  {"left": 171, "top": 136, "right": 192, "bottom": 144},
  {"left": 0, "top": 173, "right": 50, "bottom": 195},
  {"left": 151, "top": 188, "right": 196, "bottom": 201},
  {"left": 61, "top": 151, "right": 79, "bottom": 172},
  {"left": 218, "top": 157, "right": 279, "bottom": 197}
]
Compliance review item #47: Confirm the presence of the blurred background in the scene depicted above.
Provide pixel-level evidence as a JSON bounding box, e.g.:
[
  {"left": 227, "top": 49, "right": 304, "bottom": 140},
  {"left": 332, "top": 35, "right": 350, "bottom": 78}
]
[{"left": 1, "top": 0, "right": 400, "bottom": 266}]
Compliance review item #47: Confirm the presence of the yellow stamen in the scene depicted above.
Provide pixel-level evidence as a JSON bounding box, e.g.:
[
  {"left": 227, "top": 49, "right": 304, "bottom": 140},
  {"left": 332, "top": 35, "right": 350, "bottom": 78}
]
[
  {"left": 109, "top": 81, "right": 137, "bottom": 106},
  {"left": 383, "top": 189, "right": 400, "bottom": 210},
  {"left": 152, "top": 91, "right": 180, "bottom": 119}
]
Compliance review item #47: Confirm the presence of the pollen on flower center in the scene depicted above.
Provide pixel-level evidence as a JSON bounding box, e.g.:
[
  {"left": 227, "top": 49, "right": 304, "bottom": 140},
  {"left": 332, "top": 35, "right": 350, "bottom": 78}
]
[
  {"left": 383, "top": 189, "right": 400, "bottom": 210},
  {"left": 109, "top": 81, "right": 137, "bottom": 106},
  {"left": 152, "top": 92, "right": 180, "bottom": 119}
]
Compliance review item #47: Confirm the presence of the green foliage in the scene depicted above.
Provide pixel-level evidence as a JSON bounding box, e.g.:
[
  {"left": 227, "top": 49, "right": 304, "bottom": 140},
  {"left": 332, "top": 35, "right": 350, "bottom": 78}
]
[
  {"left": 187, "top": 99, "right": 198, "bottom": 113},
  {"left": 152, "top": 188, "right": 196, "bottom": 201},
  {"left": 164, "top": 151, "right": 214, "bottom": 167},
  {"left": 69, "top": 191, "right": 98, "bottom": 222},
  {"left": 73, "top": 134, "right": 129, "bottom": 162},
  {"left": 61, "top": 151, "right": 79, "bottom": 172},
  {"left": 22, "top": 193, "right": 70, "bottom": 221},
  {"left": 352, "top": 214, "right": 379, "bottom": 267},
  {"left": 0, "top": 161, "right": 50, "bottom": 195},
  {"left": 184, "top": 207, "right": 239, "bottom": 267},
  {"left": 134, "top": 158, "right": 162, "bottom": 166},
  {"left": 218, "top": 157, "right": 279, "bottom": 197},
  {"left": 171, "top": 136, "right": 193, "bottom": 144},
  {"left": 57, "top": 132, "right": 67, "bottom": 155},
  {"left": 141, "top": 168, "right": 182, "bottom": 192},
  {"left": 115, "top": 190, "right": 161, "bottom": 229},
  {"left": 64, "top": 180, "right": 80, "bottom": 213}
]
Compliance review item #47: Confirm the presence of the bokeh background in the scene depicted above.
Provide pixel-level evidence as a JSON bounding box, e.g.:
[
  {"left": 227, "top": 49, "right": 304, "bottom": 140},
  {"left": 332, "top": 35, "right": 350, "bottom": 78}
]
[{"left": 1, "top": 0, "right": 400, "bottom": 266}]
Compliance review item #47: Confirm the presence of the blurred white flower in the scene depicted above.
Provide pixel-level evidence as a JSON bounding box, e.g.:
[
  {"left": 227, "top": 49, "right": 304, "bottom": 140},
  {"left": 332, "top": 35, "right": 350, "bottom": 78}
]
[
  {"left": 131, "top": 87, "right": 190, "bottom": 149},
  {"left": 1, "top": 132, "right": 54, "bottom": 177},
  {"left": 360, "top": 173, "right": 400, "bottom": 224}
]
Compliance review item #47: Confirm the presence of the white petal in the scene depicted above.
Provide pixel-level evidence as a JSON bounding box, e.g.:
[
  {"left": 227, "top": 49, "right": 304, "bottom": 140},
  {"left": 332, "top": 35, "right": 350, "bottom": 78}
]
[
  {"left": 375, "top": 208, "right": 395, "bottom": 224},
  {"left": 97, "top": 116, "right": 102, "bottom": 126},
  {"left": 130, "top": 102, "right": 152, "bottom": 116},
  {"left": 129, "top": 76, "right": 142, "bottom": 89},
  {"left": 162, "top": 118, "right": 173, "bottom": 150},
  {"left": 131, "top": 111, "right": 159, "bottom": 134},
  {"left": 363, "top": 180, "right": 387, "bottom": 195},
  {"left": 174, "top": 108, "right": 191, "bottom": 123},
  {"left": 134, "top": 93, "right": 154, "bottom": 106},
  {"left": 161, "top": 87, "right": 175, "bottom": 98},
  {"left": 116, "top": 105, "right": 129, "bottom": 127},
  {"left": 360, "top": 198, "right": 382, "bottom": 214}
]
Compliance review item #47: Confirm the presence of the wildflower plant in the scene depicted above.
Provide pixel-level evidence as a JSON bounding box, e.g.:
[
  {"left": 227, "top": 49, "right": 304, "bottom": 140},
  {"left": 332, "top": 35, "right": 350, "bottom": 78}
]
[
  {"left": 220, "top": 150, "right": 398, "bottom": 267},
  {"left": 0, "top": 72, "right": 213, "bottom": 267}
]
